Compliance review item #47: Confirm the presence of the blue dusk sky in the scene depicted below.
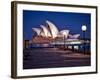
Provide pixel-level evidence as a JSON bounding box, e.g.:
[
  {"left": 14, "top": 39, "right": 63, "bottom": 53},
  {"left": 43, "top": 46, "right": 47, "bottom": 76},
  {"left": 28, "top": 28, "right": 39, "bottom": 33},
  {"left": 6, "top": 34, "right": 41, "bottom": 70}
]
[{"left": 23, "top": 10, "right": 91, "bottom": 40}]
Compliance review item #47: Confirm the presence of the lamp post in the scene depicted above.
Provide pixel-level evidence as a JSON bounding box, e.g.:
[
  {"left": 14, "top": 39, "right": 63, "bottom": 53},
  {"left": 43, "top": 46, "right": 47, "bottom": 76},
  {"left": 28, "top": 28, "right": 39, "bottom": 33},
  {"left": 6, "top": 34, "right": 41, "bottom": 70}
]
[{"left": 81, "top": 25, "right": 87, "bottom": 54}]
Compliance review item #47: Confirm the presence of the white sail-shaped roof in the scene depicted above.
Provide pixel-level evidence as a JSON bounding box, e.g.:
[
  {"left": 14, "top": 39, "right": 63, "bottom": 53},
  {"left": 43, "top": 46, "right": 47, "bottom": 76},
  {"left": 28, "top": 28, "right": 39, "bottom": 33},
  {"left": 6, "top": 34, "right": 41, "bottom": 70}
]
[
  {"left": 69, "top": 34, "right": 80, "bottom": 39},
  {"left": 59, "top": 30, "right": 69, "bottom": 38},
  {"left": 32, "top": 21, "right": 80, "bottom": 40},
  {"left": 46, "top": 20, "right": 59, "bottom": 38},
  {"left": 32, "top": 28, "right": 41, "bottom": 35},
  {"left": 40, "top": 30, "right": 45, "bottom": 37},
  {"left": 40, "top": 25, "right": 52, "bottom": 37}
]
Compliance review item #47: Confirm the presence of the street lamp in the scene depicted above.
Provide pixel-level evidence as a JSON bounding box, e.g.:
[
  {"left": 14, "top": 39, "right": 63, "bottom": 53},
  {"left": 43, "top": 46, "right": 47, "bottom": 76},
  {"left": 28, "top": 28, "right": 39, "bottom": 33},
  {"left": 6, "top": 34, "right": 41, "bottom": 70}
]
[
  {"left": 62, "top": 32, "right": 66, "bottom": 50},
  {"left": 81, "top": 25, "right": 87, "bottom": 54}
]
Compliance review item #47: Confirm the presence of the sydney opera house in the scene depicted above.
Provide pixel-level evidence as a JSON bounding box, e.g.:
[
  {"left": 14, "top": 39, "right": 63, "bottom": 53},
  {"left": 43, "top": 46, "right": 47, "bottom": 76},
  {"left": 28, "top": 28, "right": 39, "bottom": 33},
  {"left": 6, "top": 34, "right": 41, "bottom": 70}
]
[{"left": 32, "top": 20, "right": 81, "bottom": 45}]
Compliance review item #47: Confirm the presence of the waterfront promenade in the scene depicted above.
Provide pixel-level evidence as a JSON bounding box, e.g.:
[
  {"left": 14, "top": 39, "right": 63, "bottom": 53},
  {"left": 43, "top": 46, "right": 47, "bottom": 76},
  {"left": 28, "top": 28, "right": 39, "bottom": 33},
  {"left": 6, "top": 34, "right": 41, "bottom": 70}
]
[{"left": 23, "top": 47, "right": 90, "bottom": 69}]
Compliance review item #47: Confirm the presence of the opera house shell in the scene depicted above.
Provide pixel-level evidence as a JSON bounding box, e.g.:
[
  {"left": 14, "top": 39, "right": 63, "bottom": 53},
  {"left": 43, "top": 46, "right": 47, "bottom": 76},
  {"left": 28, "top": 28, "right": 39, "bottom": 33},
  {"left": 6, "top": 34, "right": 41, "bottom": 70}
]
[{"left": 32, "top": 20, "right": 80, "bottom": 43}]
